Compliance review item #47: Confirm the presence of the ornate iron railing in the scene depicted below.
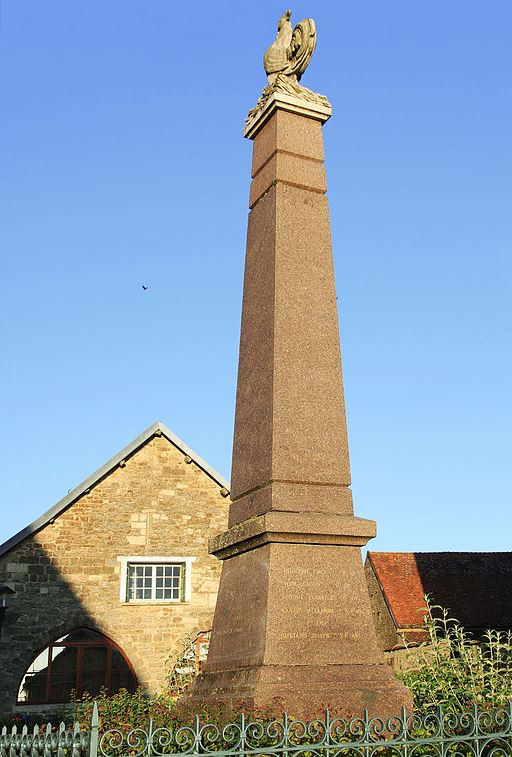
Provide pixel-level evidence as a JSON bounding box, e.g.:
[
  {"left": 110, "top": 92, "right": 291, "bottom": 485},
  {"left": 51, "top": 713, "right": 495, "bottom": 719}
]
[
  {"left": 2, "top": 704, "right": 512, "bottom": 757},
  {"left": 0, "top": 721, "right": 89, "bottom": 757}
]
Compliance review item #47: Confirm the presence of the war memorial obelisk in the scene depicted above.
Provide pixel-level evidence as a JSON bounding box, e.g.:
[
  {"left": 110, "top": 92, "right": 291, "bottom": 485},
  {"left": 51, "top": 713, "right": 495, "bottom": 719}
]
[{"left": 189, "top": 11, "right": 412, "bottom": 717}]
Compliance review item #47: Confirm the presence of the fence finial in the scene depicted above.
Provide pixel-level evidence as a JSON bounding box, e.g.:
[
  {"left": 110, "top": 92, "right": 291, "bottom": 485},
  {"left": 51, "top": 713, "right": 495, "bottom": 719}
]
[{"left": 89, "top": 703, "right": 99, "bottom": 757}]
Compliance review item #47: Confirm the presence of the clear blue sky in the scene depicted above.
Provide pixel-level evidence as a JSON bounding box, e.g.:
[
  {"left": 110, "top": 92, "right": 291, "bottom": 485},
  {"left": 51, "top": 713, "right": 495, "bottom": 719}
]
[{"left": 1, "top": 1, "right": 511, "bottom": 553}]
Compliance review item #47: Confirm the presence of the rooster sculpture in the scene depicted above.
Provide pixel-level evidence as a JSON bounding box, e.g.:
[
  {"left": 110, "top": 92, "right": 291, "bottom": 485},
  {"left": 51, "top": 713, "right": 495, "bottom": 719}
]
[
  {"left": 263, "top": 10, "right": 316, "bottom": 85},
  {"left": 245, "top": 10, "right": 329, "bottom": 129}
]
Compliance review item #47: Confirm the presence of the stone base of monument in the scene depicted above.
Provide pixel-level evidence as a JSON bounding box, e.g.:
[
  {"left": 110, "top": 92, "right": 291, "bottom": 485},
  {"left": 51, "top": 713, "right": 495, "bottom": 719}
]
[
  {"left": 186, "top": 664, "right": 411, "bottom": 720},
  {"left": 185, "top": 524, "right": 413, "bottom": 720}
]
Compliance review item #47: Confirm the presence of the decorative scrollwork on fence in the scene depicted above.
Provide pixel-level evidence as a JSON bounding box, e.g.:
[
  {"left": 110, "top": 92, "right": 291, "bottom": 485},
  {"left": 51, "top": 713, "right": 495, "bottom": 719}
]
[
  {"left": 2, "top": 704, "right": 512, "bottom": 757},
  {"left": 97, "top": 705, "right": 512, "bottom": 757}
]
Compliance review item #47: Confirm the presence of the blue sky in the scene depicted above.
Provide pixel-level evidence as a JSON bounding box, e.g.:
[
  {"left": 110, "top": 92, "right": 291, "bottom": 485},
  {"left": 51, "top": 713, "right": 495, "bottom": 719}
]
[{"left": 1, "top": 1, "right": 511, "bottom": 553}]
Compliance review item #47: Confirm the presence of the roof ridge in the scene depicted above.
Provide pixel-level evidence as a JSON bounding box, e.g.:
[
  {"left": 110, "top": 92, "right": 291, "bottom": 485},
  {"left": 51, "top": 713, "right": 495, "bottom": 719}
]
[
  {"left": 369, "top": 551, "right": 512, "bottom": 556},
  {"left": 0, "top": 420, "right": 230, "bottom": 559}
]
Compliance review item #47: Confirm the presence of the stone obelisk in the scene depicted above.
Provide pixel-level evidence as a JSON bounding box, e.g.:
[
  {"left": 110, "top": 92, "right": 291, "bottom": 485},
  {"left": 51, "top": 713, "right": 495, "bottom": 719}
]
[{"left": 188, "top": 12, "right": 412, "bottom": 717}]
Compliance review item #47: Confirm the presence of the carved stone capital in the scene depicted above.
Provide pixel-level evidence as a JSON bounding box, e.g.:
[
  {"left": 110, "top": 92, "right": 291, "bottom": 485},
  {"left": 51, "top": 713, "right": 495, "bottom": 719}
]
[{"left": 245, "top": 86, "right": 332, "bottom": 139}]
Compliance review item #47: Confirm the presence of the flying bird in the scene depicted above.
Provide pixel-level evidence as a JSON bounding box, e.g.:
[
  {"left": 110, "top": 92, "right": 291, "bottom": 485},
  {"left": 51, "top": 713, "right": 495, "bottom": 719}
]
[{"left": 142, "top": 285, "right": 149, "bottom": 291}]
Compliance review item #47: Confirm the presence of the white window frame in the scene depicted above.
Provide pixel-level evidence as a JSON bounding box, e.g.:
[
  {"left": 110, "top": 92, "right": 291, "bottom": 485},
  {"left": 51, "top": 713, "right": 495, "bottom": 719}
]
[{"left": 118, "top": 556, "right": 196, "bottom": 604}]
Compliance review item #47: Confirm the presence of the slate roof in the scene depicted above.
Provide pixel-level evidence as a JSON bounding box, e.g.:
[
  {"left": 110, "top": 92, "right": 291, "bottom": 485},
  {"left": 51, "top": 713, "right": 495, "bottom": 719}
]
[
  {"left": 368, "top": 552, "right": 512, "bottom": 637},
  {"left": 0, "top": 420, "right": 229, "bottom": 559}
]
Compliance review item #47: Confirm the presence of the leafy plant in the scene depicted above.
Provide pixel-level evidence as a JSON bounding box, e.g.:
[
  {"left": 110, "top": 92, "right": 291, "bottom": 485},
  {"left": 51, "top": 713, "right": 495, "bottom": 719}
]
[
  {"left": 67, "top": 686, "right": 287, "bottom": 733},
  {"left": 400, "top": 595, "right": 512, "bottom": 713},
  {"left": 69, "top": 687, "right": 154, "bottom": 730}
]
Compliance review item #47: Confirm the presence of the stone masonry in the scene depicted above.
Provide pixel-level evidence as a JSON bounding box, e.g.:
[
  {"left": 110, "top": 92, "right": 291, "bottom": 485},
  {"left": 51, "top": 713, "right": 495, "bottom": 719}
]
[{"left": 0, "top": 426, "right": 229, "bottom": 715}]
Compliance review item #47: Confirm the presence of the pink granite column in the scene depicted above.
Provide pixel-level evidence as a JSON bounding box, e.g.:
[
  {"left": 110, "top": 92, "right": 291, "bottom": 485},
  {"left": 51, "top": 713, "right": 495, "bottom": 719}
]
[{"left": 187, "top": 94, "right": 412, "bottom": 718}]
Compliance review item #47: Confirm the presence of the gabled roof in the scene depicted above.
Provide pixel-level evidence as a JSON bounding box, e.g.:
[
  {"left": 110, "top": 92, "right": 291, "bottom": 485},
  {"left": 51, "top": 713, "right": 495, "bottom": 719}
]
[
  {"left": 0, "top": 421, "right": 229, "bottom": 559},
  {"left": 368, "top": 551, "right": 512, "bottom": 635}
]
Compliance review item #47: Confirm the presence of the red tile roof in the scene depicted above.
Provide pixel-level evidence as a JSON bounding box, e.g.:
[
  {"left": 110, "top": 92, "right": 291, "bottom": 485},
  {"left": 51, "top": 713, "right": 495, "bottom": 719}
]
[
  {"left": 368, "top": 552, "right": 427, "bottom": 628},
  {"left": 368, "top": 552, "right": 512, "bottom": 634}
]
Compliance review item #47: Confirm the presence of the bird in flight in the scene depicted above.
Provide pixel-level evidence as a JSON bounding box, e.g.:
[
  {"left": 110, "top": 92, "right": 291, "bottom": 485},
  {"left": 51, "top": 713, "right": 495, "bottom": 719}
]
[{"left": 142, "top": 285, "right": 149, "bottom": 291}]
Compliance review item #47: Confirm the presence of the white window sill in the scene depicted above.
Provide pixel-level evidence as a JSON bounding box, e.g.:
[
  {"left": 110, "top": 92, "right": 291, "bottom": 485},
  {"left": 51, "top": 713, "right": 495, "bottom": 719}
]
[{"left": 120, "top": 600, "right": 191, "bottom": 606}]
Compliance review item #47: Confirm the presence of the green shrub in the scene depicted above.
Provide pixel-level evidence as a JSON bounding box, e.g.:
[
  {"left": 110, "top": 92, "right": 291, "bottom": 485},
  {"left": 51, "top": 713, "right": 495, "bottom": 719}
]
[
  {"left": 400, "top": 596, "right": 512, "bottom": 713},
  {"left": 68, "top": 687, "right": 286, "bottom": 732}
]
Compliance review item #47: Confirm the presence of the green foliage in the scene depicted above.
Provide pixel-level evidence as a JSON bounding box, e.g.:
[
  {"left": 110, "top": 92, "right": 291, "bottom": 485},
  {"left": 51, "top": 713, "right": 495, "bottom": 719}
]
[
  {"left": 400, "top": 596, "right": 512, "bottom": 713},
  {"left": 69, "top": 687, "right": 176, "bottom": 730},
  {"left": 68, "top": 687, "right": 285, "bottom": 732}
]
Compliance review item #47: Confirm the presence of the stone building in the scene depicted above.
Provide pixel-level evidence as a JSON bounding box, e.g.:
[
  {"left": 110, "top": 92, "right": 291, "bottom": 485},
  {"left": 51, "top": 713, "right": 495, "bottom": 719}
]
[
  {"left": 365, "top": 551, "right": 512, "bottom": 652},
  {"left": 0, "top": 421, "right": 230, "bottom": 716}
]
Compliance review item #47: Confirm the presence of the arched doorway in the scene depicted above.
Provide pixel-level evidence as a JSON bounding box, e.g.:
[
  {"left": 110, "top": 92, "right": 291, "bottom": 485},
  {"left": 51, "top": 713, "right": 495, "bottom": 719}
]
[{"left": 17, "top": 628, "right": 137, "bottom": 704}]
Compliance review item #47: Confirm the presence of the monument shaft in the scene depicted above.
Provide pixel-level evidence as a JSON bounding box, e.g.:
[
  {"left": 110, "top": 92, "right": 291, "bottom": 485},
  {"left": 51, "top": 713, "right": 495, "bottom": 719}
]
[
  {"left": 188, "top": 95, "right": 412, "bottom": 717},
  {"left": 230, "top": 107, "right": 352, "bottom": 525}
]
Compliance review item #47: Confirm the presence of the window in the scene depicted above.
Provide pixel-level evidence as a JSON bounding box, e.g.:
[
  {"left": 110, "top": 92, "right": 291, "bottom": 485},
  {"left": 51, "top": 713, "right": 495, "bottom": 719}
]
[
  {"left": 17, "top": 628, "right": 137, "bottom": 705},
  {"left": 118, "top": 556, "right": 196, "bottom": 603},
  {"left": 128, "top": 563, "right": 182, "bottom": 601}
]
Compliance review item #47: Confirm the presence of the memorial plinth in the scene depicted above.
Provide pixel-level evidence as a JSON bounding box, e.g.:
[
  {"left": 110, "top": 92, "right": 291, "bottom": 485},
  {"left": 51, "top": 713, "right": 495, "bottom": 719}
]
[{"left": 186, "top": 12, "right": 412, "bottom": 718}]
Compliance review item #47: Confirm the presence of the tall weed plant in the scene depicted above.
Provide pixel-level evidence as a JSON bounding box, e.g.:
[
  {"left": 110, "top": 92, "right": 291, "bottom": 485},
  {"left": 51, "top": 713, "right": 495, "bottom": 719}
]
[{"left": 401, "top": 596, "right": 512, "bottom": 713}]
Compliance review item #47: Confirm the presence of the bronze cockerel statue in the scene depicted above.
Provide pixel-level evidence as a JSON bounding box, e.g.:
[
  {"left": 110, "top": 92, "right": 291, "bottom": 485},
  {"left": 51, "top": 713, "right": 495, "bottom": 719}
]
[
  {"left": 263, "top": 10, "right": 317, "bottom": 85},
  {"left": 246, "top": 10, "right": 329, "bottom": 129}
]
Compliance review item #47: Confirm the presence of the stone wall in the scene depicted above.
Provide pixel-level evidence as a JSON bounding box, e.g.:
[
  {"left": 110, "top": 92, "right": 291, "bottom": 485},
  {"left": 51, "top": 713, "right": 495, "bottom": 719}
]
[
  {"left": 384, "top": 645, "right": 425, "bottom": 674},
  {"left": 364, "top": 556, "right": 400, "bottom": 651},
  {"left": 0, "top": 433, "right": 229, "bottom": 715}
]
